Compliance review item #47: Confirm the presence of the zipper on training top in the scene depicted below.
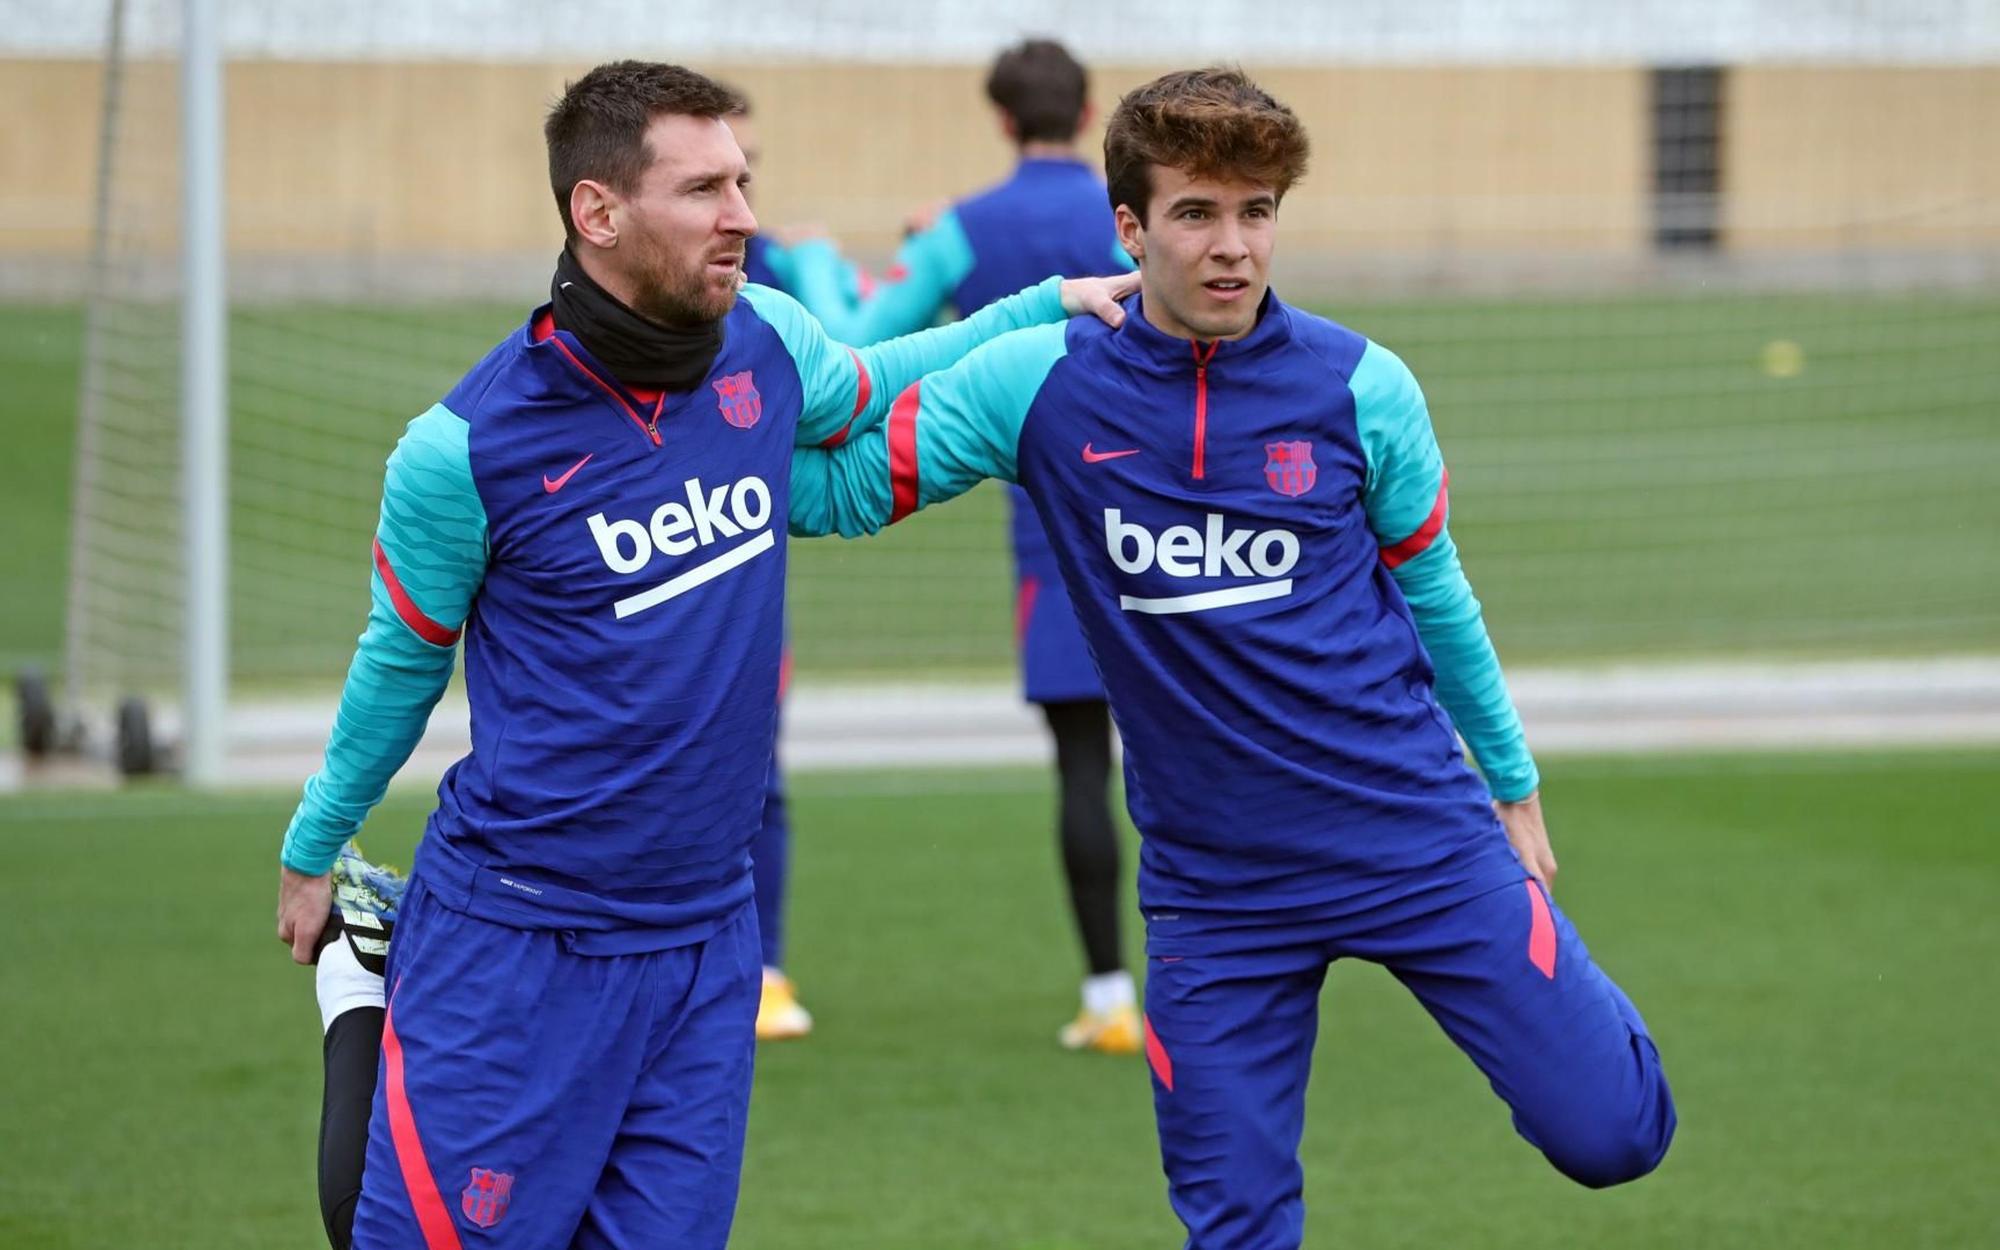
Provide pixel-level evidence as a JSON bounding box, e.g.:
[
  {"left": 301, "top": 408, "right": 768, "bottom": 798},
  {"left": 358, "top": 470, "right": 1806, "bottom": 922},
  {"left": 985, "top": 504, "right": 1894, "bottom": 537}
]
[
  {"left": 543, "top": 320, "right": 666, "bottom": 448},
  {"left": 1191, "top": 340, "right": 1219, "bottom": 480},
  {"left": 608, "top": 385, "right": 663, "bottom": 447}
]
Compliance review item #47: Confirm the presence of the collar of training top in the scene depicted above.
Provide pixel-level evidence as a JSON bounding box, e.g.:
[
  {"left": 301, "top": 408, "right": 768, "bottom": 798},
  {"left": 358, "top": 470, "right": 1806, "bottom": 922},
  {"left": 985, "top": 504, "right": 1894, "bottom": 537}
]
[
  {"left": 1116, "top": 288, "right": 1291, "bottom": 370},
  {"left": 549, "top": 247, "right": 726, "bottom": 393}
]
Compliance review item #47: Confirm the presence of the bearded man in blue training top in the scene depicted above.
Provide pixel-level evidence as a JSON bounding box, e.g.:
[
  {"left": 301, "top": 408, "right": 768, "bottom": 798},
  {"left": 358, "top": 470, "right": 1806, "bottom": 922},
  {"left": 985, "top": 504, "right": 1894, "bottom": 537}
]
[
  {"left": 272, "top": 60, "right": 1134, "bottom": 1250},
  {"left": 792, "top": 67, "right": 1676, "bottom": 1249}
]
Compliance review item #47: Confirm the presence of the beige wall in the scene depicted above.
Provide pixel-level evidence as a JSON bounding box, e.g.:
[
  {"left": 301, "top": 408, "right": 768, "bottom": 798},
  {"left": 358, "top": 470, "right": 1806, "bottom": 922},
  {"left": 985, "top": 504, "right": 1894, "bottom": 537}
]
[
  {"left": 2, "top": 59, "right": 1992, "bottom": 264},
  {"left": 736, "top": 64, "right": 1653, "bottom": 254},
  {"left": 2, "top": 60, "right": 1649, "bottom": 261},
  {"left": 1234, "top": 66, "right": 1650, "bottom": 252},
  {"left": 1724, "top": 67, "right": 2000, "bottom": 247},
  {"left": 4, "top": 60, "right": 115, "bottom": 253}
]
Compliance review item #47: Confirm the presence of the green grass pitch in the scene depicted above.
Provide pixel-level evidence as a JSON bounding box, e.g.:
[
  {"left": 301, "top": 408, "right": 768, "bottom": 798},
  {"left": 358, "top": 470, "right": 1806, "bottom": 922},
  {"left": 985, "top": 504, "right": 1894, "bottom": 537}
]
[
  {"left": 1, "top": 752, "right": 1996, "bottom": 1248},
  {"left": 4, "top": 292, "right": 1998, "bottom": 686}
]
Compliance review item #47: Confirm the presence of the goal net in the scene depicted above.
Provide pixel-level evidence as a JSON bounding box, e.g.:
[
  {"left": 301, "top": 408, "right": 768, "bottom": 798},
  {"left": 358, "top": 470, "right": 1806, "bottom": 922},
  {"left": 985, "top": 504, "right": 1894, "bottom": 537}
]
[{"left": 28, "top": 0, "right": 2000, "bottom": 771}]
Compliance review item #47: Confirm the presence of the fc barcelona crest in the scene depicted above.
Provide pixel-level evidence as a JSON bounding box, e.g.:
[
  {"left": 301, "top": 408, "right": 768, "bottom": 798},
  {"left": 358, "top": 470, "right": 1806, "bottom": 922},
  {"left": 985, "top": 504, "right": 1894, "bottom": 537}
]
[
  {"left": 713, "top": 370, "right": 762, "bottom": 429},
  {"left": 1264, "top": 440, "right": 1317, "bottom": 497},
  {"left": 462, "top": 1168, "right": 513, "bottom": 1229}
]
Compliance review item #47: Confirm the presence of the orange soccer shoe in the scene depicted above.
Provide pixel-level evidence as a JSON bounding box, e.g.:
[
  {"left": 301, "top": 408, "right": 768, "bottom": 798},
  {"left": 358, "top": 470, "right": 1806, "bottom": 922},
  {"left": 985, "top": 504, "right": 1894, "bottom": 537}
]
[
  {"left": 1058, "top": 1003, "right": 1142, "bottom": 1056},
  {"left": 756, "top": 968, "right": 814, "bottom": 1042}
]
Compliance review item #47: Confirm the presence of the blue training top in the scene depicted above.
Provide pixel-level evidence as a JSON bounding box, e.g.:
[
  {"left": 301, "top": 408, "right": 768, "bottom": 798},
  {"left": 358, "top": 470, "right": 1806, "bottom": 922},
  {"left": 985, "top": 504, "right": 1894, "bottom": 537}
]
[
  {"left": 280, "top": 277, "right": 1070, "bottom": 950},
  {"left": 790, "top": 292, "right": 1540, "bottom": 936}
]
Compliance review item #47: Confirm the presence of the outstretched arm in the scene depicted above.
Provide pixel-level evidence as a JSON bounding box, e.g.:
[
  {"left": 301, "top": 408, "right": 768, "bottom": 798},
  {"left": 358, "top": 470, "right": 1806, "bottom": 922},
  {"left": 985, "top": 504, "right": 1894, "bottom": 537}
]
[
  {"left": 1352, "top": 341, "right": 1547, "bottom": 878},
  {"left": 275, "top": 404, "right": 487, "bottom": 961},
  {"left": 785, "top": 210, "right": 976, "bottom": 346},
  {"left": 789, "top": 321, "right": 1071, "bottom": 539},
  {"left": 743, "top": 271, "right": 1133, "bottom": 451}
]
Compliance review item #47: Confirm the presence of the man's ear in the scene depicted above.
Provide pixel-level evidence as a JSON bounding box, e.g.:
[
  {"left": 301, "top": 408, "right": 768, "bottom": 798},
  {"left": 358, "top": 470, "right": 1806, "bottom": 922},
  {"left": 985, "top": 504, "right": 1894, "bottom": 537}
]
[
  {"left": 1114, "top": 202, "right": 1145, "bottom": 262},
  {"left": 569, "top": 179, "right": 620, "bottom": 250}
]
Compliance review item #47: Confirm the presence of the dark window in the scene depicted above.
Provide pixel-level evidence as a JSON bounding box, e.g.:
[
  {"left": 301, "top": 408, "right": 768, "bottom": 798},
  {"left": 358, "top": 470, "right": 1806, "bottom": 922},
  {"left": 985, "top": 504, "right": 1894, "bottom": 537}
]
[{"left": 1653, "top": 66, "right": 1724, "bottom": 250}]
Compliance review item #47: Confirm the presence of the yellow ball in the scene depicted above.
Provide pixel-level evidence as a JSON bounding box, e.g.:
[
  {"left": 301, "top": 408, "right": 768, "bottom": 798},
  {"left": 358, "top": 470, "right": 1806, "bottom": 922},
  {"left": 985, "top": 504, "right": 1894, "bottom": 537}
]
[{"left": 1761, "top": 339, "right": 1805, "bottom": 379}]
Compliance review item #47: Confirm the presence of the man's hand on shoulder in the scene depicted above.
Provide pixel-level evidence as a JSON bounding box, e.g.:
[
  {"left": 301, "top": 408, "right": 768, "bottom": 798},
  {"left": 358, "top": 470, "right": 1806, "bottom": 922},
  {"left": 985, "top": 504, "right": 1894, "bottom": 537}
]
[
  {"left": 1496, "top": 791, "right": 1557, "bottom": 892},
  {"left": 1060, "top": 271, "right": 1141, "bottom": 328},
  {"left": 277, "top": 864, "right": 333, "bottom": 965}
]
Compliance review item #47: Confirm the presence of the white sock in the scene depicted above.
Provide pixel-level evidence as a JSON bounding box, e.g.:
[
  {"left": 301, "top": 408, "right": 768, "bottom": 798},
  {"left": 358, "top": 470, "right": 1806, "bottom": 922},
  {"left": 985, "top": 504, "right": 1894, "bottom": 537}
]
[
  {"left": 1082, "top": 970, "right": 1136, "bottom": 1016},
  {"left": 315, "top": 933, "right": 387, "bottom": 1033}
]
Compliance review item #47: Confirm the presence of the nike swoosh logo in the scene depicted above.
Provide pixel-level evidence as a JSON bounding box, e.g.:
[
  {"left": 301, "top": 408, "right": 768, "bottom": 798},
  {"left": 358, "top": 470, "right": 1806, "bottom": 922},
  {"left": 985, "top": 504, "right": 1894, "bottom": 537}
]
[
  {"left": 542, "top": 454, "right": 593, "bottom": 494},
  {"left": 1082, "top": 443, "right": 1140, "bottom": 464}
]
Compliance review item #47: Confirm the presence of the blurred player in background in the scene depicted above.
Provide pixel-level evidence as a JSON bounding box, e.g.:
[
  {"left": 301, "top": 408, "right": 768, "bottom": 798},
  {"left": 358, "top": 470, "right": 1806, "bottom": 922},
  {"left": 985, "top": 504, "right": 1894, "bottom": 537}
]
[
  {"left": 727, "top": 88, "right": 872, "bottom": 322},
  {"left": 790, "top": 37, "right": 1143, "bottom": 1056},
  {"left": 276, "top": 58, "right": 1135, "bottom": 1249},
  {"left": 789, "top": 66, "right": 1676, "bottom": 1248},
  {"left": 722, "top": 84, "right": 837, "bottom": 1042}
]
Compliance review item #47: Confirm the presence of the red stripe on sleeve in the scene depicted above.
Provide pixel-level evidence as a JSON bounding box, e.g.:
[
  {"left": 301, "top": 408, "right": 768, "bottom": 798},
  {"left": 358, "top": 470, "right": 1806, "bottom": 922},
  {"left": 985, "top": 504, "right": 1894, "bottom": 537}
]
[
  {"left": 849, "top": 348, "right": 873, "bottom": 419},
  {"left": 819, "top": 348, "right": 871, "bottom": 449},
  {"left": 1526, "top": 880, "right": 1558, "bottom": 980},
  {"left": 888, "top": 382, "right": 921, "bottom": 523},
  {"left": 373, "top": 538, "right": 462, "bottom": 647},
  {"left": 1378, "top": 468, "right": 1451, "bottom": 570},
  {"left": 382, "top": 1005, "right": 466, "bottom": 1250}
]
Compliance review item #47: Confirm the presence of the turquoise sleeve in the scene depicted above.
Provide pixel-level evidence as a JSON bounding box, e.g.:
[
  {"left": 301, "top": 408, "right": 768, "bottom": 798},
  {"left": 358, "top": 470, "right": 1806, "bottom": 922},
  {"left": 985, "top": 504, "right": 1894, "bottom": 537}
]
[
  {"left": 754, "top": 239, "right": 801, "bottom": 292},
  {"left": 789, "top": 322, "right": 1067, "bottom": 538},
  {"left": 782, "top": 238, "right": 867, "bottom": 338},
  {"left": 742, "top": 276, "right": 1065, "bottom": 450},
  {"left": 1352, "top": 341, "right": 1539, "bottom": 802},
  {"left": 279, "top": 404, "right": 489, "bottom": 874},
  {"left": 792, "top": 210, "right": 976, "bottom": 346}
]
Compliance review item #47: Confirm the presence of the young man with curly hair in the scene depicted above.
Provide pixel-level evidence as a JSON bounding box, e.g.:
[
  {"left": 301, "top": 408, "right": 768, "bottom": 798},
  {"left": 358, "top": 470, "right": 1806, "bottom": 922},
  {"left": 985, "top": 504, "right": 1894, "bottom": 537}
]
[{"left": 791, "top": 66, "right": 1676, "bottom": 1248}]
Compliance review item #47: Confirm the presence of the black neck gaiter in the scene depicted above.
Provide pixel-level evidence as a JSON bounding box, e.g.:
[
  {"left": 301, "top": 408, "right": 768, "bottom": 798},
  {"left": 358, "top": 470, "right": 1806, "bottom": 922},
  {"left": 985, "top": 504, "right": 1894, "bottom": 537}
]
[{"left": 549, "top": 248, "right": 724, "bottom": 392}]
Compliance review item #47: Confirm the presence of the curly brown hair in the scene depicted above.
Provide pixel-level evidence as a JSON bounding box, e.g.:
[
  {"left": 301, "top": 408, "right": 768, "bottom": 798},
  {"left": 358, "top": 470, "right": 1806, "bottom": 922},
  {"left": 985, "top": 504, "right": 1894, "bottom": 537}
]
[{"left": 1103, "top": 68, "right": 1309, "bottom": 225}]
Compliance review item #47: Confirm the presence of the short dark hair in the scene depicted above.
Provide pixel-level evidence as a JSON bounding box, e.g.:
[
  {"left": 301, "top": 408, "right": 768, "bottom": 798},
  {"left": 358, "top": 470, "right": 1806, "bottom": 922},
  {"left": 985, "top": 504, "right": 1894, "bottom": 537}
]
[
  {"left": 985, "top": 39, "right": 1088, "bottom": 144},
  {"left": 713, "top": 79, "right": 752, "bottom": 118},
  {"left": 1103, "top": 67, "right": 1310, "bottom": 225},
  {"left": 544, "top": 61, "right": 739, "bottom": 244}
]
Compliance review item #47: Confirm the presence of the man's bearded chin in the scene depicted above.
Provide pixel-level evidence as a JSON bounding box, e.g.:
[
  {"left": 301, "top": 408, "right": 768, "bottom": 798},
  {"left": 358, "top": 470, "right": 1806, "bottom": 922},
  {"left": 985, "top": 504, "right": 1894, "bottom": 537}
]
[{"left": 630, "top": 261, "right": 736, "bottom": 328}]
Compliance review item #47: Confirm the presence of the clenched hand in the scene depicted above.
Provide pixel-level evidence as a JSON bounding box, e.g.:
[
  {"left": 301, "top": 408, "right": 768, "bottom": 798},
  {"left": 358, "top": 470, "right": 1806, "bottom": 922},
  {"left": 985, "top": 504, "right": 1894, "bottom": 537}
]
[{"left": 276, "top": 865, "right": 333, "bottom": 964}]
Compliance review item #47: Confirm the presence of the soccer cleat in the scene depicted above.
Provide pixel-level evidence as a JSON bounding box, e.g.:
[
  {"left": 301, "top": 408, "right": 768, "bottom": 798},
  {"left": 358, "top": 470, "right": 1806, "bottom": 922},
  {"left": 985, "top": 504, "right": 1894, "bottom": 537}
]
[
  {"left": 1058, "top": 1004, "right": 1143, "bottom": 1056},
  {"left": 756, "top": 969, "right": 813, "bottom": 1041},
  {"left": 320, "top": 841, "right": 407, "bottom": 978}
]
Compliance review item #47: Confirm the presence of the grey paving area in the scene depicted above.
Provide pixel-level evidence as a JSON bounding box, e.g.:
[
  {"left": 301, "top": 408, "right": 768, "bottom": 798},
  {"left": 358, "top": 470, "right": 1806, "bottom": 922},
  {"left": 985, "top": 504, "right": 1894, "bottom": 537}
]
[{"left": 7, "top": 658, "right": 1997, "bottom": 794}]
